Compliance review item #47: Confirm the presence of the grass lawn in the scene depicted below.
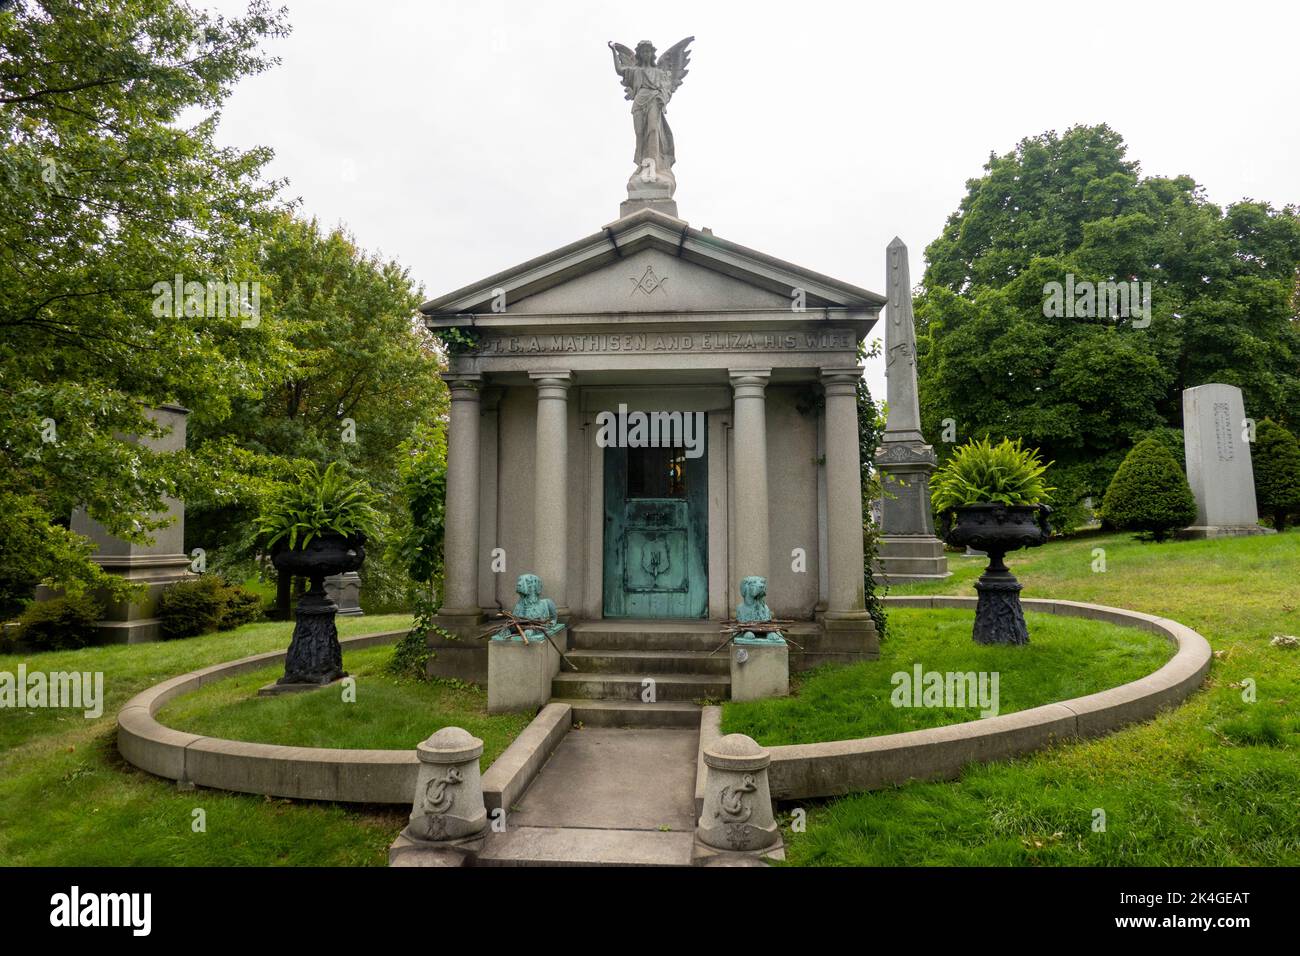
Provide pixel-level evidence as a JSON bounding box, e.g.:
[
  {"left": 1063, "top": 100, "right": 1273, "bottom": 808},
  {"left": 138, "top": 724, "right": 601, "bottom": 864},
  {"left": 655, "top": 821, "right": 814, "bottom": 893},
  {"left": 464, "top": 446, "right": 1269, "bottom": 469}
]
[
  {"left": 158, "top": 645, "right": 529, "bottom": 763},
  {"left": 0, "top": 614, "right": 461, "bottom": 866},
  {"left": 781, "top": 530, "right": 1300, "bottom": 866},
  {"left": 722, "top": 610, "right": 1171, "bottom": 745}
]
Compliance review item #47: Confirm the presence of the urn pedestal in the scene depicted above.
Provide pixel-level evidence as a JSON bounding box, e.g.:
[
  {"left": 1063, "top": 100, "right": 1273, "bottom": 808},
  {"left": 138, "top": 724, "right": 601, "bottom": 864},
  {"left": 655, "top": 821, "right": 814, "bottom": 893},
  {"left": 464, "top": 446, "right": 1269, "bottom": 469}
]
[{"left": 940, "top": 504, "right": 1050, "bottom": 646}]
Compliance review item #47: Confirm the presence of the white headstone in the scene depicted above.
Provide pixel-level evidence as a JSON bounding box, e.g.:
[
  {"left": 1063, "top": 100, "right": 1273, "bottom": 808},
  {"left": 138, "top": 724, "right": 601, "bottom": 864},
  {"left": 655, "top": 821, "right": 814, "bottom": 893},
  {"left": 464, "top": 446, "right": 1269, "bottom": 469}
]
[{"left": 1181, "top": 383, "right": 1271, "bottom": 537}]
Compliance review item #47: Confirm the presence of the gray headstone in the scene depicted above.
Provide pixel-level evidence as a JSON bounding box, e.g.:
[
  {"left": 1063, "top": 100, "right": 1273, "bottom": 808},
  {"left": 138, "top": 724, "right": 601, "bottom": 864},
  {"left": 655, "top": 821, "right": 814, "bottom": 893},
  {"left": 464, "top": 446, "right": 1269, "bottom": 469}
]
[{"left": 1181, "top": 383, "right": 1272, "bottom": 538}]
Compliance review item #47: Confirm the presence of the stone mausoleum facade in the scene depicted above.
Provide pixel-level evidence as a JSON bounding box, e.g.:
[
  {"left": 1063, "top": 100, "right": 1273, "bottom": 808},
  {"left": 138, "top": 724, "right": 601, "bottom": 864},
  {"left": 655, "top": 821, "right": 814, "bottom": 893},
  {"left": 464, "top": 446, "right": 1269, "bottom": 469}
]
[{"left": 423, "top": 204, "right": 886, "bottom": 678}]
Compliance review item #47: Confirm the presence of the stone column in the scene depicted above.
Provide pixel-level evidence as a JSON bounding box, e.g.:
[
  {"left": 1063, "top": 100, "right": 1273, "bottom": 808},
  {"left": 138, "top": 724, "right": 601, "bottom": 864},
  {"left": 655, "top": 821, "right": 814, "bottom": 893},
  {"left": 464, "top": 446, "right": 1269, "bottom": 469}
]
[
  {"left": 821, "top": 368, "right": 869, "bottom": 617},
  {"left": 729, "top": 369, "right": 771, "bottom": 581},
  {"left": 530, "top": 371, "right": 571, "bottom": 616},
  {"left": 438, "top": 372, "right": 484, "bottom": 625}
]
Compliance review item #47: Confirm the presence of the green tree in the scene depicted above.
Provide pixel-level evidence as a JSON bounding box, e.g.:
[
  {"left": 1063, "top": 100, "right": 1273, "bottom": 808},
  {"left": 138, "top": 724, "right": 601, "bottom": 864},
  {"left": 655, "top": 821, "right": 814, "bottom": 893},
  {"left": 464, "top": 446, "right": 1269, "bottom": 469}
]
[
  {"left": 0, "top": 0, "right": 292, "bottom": 610},
  {"left": 916, "top": 124, "right": 1300, "bottom": 529},
  {"left": 186, "top": 215, "right": 446, "bottom": 609},
  {"left": 1100, "top": 438, "right": 1197, "bottom": 541},
  {"left": 1253, "top": 418, "right": 1300, "bottom": 531}
]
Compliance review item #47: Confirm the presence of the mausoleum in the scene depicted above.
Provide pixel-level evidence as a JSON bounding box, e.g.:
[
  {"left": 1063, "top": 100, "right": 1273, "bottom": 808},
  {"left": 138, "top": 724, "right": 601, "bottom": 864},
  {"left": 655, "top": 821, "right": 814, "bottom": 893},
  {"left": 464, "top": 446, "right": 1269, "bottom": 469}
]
[{"left": 423, "top": 38, "right": 885, "bottom": 683}]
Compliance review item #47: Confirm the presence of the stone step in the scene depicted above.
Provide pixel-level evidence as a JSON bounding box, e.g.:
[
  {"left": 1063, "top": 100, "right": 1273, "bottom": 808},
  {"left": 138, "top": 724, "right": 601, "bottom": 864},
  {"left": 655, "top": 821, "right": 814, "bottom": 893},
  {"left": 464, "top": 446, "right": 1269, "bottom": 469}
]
[
  {"left": 556, "top": 698, "right": 702, "bottom": 728},
  {"left": 568, "top": 621, "right": 723, "bottom": 652},
  {"left": 565, "top": 648, "right": 729, "bottom": 675},
  {"left": 477, "top": 826, "right": 695, "bottom": 867},
  {"left": 567, "top": 620, "right": 821, "bottom": 652},
  {"left": 551, "top": 671, "right": 729, "bottom": 702}
]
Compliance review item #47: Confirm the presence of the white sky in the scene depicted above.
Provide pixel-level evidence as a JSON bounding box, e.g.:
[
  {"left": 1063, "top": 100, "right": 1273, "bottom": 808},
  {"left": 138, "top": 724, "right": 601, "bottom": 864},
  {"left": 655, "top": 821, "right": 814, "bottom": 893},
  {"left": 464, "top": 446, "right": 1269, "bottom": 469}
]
[{"left": 202, "top": 0, "right": 1300, "bottom": 399}]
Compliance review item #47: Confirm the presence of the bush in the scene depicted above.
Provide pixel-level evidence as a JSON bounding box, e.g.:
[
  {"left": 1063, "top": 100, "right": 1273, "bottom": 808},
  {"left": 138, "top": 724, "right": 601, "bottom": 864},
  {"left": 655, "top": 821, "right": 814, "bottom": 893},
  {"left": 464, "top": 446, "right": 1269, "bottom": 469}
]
[
  {"left": 1253, "top": 419, "right": 1300, "bottom": 531},
  {"left": 219, "top": 586, "right": 265, "bottom": 630},
  {"left": 158, "top": 576, "right": 264, "bottom": 639},
  {"left": 1101, "top": 438, "right": 1197, "bottom": 541},
  {"left": 1130, "top": 426, "right": 1185, "bottom": 473},
  {"left": 16, "top": 594, "right": 102, "bottom": 650}
]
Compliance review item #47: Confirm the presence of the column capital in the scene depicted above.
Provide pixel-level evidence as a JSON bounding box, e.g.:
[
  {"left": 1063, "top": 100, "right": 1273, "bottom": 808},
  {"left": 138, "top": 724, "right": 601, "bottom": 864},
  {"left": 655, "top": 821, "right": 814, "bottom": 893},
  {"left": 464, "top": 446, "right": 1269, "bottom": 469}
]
[
  {"left": 440, "top": 371, "right": 483, "bottom": 398},
  {"left": 820, "top": 366, "right": 864, "bottom": 396},
  {"left": 729, "top": 368, "right": 772, "bottom": 397},
  {"left": 528, "top": 370, "right": 572, "bottom": 396}
]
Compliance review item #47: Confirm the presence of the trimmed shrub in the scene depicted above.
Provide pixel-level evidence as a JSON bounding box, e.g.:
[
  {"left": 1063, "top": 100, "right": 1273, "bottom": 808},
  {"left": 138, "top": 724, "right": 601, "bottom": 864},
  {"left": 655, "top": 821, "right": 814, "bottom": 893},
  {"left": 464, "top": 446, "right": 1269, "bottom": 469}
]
[
  {"left": 219, "top": 586, "right": 265, "bottom": 630},
  {"left": 16, "top": 594, "right": 102, "bottom": 651},
  {"left": 158, "top": 575, "right": 227, "bottom": 638},
  {"left": 1253, "top": 418, "right": 1300, "bottom": 531},
  {"left": 1101, "top": 438, "right": 1197, "bottom": 541},
  {"left": 158, "top": 576, "right": 264, "bottom": 640},
  {"left": 1130, "top": 426, "right": 1185, "bottom": 473}
]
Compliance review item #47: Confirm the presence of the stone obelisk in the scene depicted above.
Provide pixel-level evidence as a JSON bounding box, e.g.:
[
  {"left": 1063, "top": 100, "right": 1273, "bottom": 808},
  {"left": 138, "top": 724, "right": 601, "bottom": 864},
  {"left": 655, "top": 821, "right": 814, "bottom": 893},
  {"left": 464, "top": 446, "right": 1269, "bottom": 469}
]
[{"left": 873, "top": 238, "right": 949, "bottom": 582}]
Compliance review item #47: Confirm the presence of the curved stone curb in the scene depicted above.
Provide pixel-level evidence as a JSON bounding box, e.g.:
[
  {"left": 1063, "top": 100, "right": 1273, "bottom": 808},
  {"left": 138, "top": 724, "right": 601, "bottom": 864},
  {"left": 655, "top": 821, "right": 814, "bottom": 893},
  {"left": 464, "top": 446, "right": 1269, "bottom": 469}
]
[
  {"left": 117, "top": 629, "right": 574, "bottom": 806},
  {"left": 117, "top": 630, "right": 421, "bottom": 804},
  {"left": 764, "top": 596, "right": 1212, "bottom": 800}
]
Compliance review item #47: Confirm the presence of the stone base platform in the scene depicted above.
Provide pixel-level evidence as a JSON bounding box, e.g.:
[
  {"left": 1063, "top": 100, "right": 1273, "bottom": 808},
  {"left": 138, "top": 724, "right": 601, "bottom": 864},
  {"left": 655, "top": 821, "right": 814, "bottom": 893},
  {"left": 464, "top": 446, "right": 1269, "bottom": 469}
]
[
  {"left": 257, "top": 675, "right": 349, "bottom": 697},
  {"left": 874, "top": 534, "right": 951, "bottom": 584},
  {"left": 1177, "top": 525, "right": 1276, "bottom": 539}
]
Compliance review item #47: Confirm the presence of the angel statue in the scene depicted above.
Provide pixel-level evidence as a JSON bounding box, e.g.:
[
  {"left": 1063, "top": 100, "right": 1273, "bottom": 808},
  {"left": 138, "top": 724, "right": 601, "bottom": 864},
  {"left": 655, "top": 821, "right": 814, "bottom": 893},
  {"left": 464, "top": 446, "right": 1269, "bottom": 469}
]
[{"left": 608, "top": 37, "right": 693, "bottom": 201}]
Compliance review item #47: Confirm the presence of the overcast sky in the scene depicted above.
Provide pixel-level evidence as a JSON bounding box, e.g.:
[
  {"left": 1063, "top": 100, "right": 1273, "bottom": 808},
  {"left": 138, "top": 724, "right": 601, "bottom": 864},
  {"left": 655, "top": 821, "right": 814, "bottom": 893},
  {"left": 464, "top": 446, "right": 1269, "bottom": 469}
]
[{"left": 203, "top": 0, "right": 1299, "bottom": 398}]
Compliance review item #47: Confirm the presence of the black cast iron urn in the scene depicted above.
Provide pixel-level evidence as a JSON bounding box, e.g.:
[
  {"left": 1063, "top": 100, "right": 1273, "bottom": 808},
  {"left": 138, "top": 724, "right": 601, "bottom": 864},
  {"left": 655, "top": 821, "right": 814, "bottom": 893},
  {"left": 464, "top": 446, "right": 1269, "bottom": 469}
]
[
  {"left": 270, "top": 532, "right": 365, "bottom": 685},
  {"left": 939, "top": 504, "right": 1051, "bottom": 645}
]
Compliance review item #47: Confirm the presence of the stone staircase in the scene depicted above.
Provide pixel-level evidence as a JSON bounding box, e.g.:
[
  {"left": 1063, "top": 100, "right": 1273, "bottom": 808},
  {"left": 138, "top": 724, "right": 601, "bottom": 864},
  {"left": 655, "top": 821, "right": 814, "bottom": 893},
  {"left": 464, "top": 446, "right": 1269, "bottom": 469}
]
[{"left": 551, "top": 621, "right": 729, "bottom": 728}]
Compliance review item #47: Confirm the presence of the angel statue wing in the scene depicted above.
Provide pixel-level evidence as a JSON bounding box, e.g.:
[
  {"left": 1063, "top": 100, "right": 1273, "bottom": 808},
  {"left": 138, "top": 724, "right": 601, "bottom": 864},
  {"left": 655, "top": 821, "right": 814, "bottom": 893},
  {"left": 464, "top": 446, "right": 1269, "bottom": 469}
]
[
  {"left": 608, "top": 41, "right": 637, "bottom": 100},
  {"left": 656, "top": 36, "right": 694, "bottom": 97}
]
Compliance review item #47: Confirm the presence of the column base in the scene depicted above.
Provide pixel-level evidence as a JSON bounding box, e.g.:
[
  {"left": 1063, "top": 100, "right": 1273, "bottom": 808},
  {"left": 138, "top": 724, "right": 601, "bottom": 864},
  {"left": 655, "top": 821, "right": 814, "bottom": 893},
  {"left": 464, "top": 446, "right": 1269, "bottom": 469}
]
[
  {"left": 434, "top": 608, "right": 486, "bottom": 627},
  {"left": 427, "top": 614, "right": 489, "bottom": 683},
  {"left": 791, "top": 613, "right": 880, "bottom": 670}
]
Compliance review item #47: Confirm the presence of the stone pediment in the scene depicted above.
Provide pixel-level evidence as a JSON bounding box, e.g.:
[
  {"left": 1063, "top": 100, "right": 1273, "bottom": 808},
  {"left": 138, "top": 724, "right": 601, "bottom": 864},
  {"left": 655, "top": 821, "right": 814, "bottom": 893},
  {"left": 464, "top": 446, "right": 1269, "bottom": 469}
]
[{"left": 420, "top": 208, "right": 884, "bottom": 324}]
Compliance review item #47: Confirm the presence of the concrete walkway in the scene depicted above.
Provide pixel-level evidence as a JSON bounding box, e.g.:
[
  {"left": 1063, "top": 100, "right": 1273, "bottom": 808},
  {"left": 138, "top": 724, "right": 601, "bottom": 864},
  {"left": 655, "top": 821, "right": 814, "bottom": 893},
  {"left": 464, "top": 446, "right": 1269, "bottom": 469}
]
[{"left": 478, "top": 727, "right": 700, "bottom": 866}]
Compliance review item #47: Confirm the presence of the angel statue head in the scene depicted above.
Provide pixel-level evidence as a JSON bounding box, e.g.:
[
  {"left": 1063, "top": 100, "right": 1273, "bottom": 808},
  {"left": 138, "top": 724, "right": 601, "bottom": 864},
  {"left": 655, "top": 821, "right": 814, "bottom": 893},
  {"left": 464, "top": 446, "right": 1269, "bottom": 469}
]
[{"left": 608, "top": 36, "right": 694, "bottom": 202}]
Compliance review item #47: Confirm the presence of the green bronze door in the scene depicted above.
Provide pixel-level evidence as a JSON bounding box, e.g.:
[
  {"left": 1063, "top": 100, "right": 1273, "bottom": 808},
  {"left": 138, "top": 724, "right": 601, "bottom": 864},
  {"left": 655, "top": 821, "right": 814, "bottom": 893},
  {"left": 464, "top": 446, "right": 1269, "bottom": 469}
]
[{"left": 603, "top": 431, "right": 708, "bottom": 619}]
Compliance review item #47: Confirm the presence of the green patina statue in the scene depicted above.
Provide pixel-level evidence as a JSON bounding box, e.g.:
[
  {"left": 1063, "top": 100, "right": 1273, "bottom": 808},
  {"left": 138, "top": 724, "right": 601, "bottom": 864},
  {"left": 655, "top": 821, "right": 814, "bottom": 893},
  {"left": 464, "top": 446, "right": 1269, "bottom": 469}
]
[
  {"left": 735, "top": 576, "right": 785, "bottom": 645},
  {"left": 492, "top": 573, "right": 564, "bottom": 643}
]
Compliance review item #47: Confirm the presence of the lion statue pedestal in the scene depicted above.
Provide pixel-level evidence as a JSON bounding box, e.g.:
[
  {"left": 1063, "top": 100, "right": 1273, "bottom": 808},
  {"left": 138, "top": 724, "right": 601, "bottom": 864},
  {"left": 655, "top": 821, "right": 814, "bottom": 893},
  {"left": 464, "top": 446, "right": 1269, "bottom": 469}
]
[
  {"left": 730, "top": 576, "right": 789, "bottom": 701},
  {"left": 487, "top": 573, "right": 567, "bottom": 714}
]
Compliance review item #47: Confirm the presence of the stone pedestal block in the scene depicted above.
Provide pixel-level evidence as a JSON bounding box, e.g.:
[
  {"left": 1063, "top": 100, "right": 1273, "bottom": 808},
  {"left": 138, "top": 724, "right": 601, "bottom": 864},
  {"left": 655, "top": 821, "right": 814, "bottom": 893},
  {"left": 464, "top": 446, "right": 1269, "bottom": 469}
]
[
  {"left": 619, "top": 196, "right": 680, "bottom": 219},
  {"left": 488, "top": 635, "right": 564, "bottom": 714},
  {"left": 696, "top": 734, "right": 781, "bottom": 857},
  {"left": 874, "top": 534, "right": 950, "bottom": 583},
  {"left": 325, "top": 571, "right": 362, "bottom": 615},
  {"left": 729, "top": 642, "right": 788, "bottom": 701},
  {"left": 399, "top": 727, "right": 487, "bottom": 850},
  {"left": 1180, "top": 383, "right": 1273, "bottom": 539}
]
